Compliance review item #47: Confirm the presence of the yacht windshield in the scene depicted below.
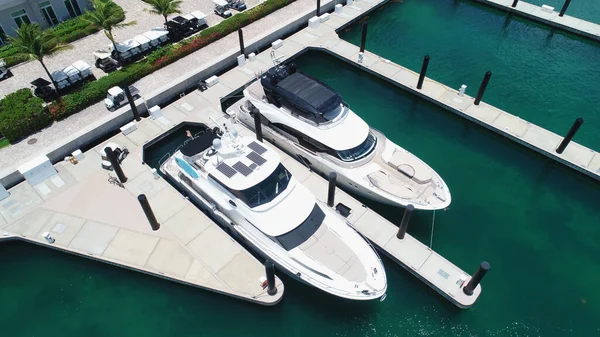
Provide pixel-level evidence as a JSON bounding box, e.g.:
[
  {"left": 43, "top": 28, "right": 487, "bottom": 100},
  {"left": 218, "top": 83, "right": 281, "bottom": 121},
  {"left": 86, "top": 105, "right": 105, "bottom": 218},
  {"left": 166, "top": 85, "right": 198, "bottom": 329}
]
[
  {"left": 337, "top": 132, "right": 377, "bottom": 162},
  {"left": 321, "top": 104, "right": 345, "bottom": 122},
  {"left": 275, "top": 203, "right": 324, "bottom": 250},
  {"left": 238, "top": 164, "right": 292, "bottom": 208}
]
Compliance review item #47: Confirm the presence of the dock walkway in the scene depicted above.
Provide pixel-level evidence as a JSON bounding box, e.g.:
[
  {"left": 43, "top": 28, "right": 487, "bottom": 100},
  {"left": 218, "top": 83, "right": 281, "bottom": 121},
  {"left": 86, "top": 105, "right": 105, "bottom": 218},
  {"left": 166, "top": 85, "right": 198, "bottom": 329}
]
[
  {"left": 0, "top": 117, "right": 284, "bottom": 306},
  {"left": 472, "top": 0, "right": 600, "bottom": 43}
]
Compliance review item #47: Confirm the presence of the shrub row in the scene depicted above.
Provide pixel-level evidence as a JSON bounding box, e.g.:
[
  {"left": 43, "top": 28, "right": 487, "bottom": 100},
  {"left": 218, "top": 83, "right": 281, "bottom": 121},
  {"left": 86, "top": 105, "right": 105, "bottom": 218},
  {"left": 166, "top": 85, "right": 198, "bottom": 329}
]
[
  {"left": 0, "top": 89, "right": 52, "bottom": 142},
  {"left": 1, "top": 0, "right": 293, "bottom": 142},
  {"left": 51, "top": 0, "right": 294, "bottom": 119},
  {"left": 0, "top": 8, "right": 125, "bottom": 67}
]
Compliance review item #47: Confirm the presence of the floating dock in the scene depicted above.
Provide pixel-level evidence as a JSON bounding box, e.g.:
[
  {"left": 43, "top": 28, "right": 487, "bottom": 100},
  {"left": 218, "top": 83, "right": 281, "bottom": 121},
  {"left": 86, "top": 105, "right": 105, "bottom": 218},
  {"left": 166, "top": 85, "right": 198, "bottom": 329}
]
[
  {"left": 472, "top": 0, "right": 600, "bottom": 43},
  {"left": 0, "top": 121, "right": 284, "bottom": 306}
]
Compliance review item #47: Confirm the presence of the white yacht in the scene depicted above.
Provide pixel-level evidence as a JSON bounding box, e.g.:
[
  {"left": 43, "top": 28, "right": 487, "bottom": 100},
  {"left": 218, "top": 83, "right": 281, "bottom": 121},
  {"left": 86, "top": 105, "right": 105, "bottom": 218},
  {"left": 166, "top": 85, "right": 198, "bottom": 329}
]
[
  {"left": 160, "top": 123, "right": 387, "bottom": 301},
  {"left": 235, "top": 63, "right": 451, "bottom": 211}
]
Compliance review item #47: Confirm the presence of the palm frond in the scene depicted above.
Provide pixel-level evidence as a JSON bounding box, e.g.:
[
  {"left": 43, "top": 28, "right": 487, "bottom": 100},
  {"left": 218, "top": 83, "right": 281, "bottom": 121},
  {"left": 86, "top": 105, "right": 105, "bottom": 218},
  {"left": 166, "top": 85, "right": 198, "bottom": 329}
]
[{"left": 142, "top": 0, "right": 183, "bottom": 19}]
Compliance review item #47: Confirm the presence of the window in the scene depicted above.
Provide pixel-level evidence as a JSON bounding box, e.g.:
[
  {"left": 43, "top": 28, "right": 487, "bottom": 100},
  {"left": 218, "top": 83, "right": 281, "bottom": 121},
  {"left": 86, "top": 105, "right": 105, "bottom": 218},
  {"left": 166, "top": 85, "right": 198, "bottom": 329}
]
[
  {"left": 40, "top": 1, "right": 59, "bottom": 26},
  {"left": 337, "top": 132, "right": 377, "bottom": 162},
  {"left": 275, "top": 203, "right": 324, "bottom": 251},
  {"left": 0, "top": 26, "right": 6, "bottom": 46},
  {"left": 11, "top": 9, "right": 31, "bottom": 28},
  {"left": 64, "top": 0, "right": 82, "bottom": 18}
]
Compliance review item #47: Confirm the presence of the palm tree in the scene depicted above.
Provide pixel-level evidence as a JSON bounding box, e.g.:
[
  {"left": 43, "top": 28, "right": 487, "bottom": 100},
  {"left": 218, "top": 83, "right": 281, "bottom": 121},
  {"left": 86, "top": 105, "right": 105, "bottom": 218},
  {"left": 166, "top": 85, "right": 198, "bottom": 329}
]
[
  {"left": 84, "top": 0, "right": 136, "bottom": 62},
  {"left": 142, "top": 0, "right": 183, "bottom": 24},
  {"left": 8, "top": 23, "right": 72, "bottom": 92}
]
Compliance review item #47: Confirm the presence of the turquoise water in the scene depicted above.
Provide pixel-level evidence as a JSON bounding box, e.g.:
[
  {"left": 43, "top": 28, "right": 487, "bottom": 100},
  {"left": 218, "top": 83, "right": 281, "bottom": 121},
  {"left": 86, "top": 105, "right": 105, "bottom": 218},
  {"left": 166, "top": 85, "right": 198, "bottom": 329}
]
[
  {"left": 3, "top": 50, "right": 600, "bottom": 336},
  {"left": 341, "top": 0, "right": 600, "bottom": 150},
  {"left": 527, "top": 0, "right": 600, "bottom": 24}
]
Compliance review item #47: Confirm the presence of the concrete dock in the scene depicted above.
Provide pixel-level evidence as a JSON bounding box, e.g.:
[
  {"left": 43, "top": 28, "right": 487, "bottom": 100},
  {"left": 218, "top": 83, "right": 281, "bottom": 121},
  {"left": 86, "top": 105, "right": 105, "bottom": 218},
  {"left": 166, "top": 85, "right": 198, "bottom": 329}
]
[
  {"left": 472, "top": 0, "right": 600, "bottom": 43},
  {"left": 0, "top": 121, "right": 284, "bottom": 305}
]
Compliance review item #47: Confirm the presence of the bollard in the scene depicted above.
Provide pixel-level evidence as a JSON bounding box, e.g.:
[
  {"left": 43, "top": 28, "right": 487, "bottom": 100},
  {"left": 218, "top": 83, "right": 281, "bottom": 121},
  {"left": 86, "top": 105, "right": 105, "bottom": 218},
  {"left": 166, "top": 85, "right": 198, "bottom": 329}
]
[
  {"left": 359, "top": 22, "right": 368, "bottom": 53},
  {"left": 327, "top": 172, "right": 337, "bottom": 207},
  {"left": 123, "top": 86, "right": 140, "bottom": 121},
  {"left": 316, "top": 0, "right": 321, "bottom": 17},
  {"left": 556, "top": 118, "right": 583, "bottom": 154},
  {"left": 463, "top": 261, "right": 490, "bottom": 295},
  {"left": 474, "top": 71, "right": 492, "bottom": 106},
  {"left": 253, "top": 107, "right": 263, "bottom": 142},
  {"left": 417, "top": 55, "right": 430, "bottom": 90},
  {"left": 104, "top": 147, "right": 127, "bottom": 183},
  {"left": 511, "top": 0, "right": 518, "bottom": 7},
  {"left": 265, "top": 260, "right": 277, "bottom": 295},
  {"left": 459, "top": 84, "right": 467, "bottom": 97},
  {"left": 559, "top": 0, "right": 571, "bottom": 16},
  {"left": 238, "top": 29, "right": 245, "bottom": 56},
  {"left": 396, "top": 204, "right": 414, "bottom": 239},
  {"left": 138, "top": 194, "right": 160, "bottom": 231}
]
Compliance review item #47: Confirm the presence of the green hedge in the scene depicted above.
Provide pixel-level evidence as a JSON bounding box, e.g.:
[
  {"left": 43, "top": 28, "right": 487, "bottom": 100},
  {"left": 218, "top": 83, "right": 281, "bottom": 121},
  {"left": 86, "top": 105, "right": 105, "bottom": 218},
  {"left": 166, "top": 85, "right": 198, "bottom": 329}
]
[
  {"left": 0, "top": 89, "right": 52, "bottom": 142},
  {"left": 51, "top": 0, "right": 294, "bottom": 119},
  {"left": 0, "top": 8, "right": 125, "bottom": 67}
]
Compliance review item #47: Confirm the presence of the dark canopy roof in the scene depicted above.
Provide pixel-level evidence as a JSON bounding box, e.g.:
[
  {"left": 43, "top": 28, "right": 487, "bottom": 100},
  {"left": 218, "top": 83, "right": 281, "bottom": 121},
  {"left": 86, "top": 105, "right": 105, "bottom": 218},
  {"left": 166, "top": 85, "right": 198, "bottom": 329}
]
[
  {"left": 263, "top": 70, "right": 342, "bottom": 120},
  {"left": 180, "top": 132, "right": 218, "bottom": 157},
  {"left": 31, "top": 78, "right": 51, "bottom": 87}
]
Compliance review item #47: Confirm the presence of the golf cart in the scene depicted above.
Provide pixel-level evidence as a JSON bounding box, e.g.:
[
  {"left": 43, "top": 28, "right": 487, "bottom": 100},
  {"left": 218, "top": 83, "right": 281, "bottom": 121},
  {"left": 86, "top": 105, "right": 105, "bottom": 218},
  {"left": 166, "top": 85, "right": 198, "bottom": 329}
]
[
  {"left": 214, "top": 0, "right": 232, "bottom": 18},
  {"left": 104, "top": 85, "right": 140, "bottom": 111},
  {"left": 228, "top": 0, "right": 246, "bottom": 11},
  {"left": 143, "top": 28, "right": 170, "bottom": 47},
  {"left": 30, "top": 77, "right": 56, "bottom": 102},
  {"left": 94, "top": 51, "right": 119, "bottom": 73},
  {"left": 0, "top": 59, "right": 12, "bottom": 81},
  {"left": 101, "top": 142, "right": 129, "bottom": 171},
  {"left": 165, "top": 16, "right": 194, "bottom": 42}
]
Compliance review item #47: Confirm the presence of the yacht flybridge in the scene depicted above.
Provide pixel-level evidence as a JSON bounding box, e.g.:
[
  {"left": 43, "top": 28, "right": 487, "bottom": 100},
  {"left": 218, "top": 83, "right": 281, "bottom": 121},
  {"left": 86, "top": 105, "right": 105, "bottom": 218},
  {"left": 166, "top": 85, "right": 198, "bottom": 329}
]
[
  {"left": 160, "top": 123, "right": 387, "bottom": 301},
  {"left": 236, "top": 63, "right": 451, "bottom": 210}
]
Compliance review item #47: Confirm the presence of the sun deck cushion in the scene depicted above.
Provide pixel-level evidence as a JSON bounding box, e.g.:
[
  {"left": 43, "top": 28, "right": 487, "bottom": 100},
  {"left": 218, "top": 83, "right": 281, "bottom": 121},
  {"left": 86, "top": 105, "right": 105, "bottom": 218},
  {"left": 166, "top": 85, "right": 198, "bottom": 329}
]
[
  {"left": 388, "top": 150, "right": 432, "bottom": 183},
  {"left": 367, "top": 171, "right": 418, "bottom": 199}
]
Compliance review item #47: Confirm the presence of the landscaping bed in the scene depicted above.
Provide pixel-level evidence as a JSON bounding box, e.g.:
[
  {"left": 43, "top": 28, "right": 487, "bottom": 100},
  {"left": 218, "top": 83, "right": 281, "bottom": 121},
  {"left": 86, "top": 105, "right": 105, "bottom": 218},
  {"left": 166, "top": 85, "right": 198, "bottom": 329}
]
[
  {"left": 0, "top": 8, "right": 125, "bottom": 68},
  {"left": 0, "top": 89, "right": 52, "bottom": 142},
  {"left": 0, "top": 0, "right": 294, "bottom": 144}
]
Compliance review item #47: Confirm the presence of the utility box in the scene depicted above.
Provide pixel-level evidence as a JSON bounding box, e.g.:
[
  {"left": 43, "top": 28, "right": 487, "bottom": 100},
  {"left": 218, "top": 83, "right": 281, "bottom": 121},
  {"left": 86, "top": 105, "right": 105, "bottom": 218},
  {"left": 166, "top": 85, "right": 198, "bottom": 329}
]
[
  {"left": 272, "top": 39, "right": 283, "bottom": 49},
  {"left": 149, "top": 105, "right": 163, "bottom": 119},
  {"left": 205, "top": 75, "right": 219, "bottom": 87},
  {"left": 18, "top": 155, "right": 57, "bottom": 186},
  {"left": 335, "top": 4, "right": 343, "bottom": 14},
  {"left": 309, "top": 16, "right": 320, "bottom": 29}
]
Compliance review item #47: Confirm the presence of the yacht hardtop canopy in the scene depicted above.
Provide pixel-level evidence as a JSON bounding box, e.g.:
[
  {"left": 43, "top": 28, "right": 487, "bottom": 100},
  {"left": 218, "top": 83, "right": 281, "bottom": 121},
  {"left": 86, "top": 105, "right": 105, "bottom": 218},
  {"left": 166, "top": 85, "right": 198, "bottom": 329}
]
[{"left": 263, "top": 70, "right": 343, "bottom": 121}]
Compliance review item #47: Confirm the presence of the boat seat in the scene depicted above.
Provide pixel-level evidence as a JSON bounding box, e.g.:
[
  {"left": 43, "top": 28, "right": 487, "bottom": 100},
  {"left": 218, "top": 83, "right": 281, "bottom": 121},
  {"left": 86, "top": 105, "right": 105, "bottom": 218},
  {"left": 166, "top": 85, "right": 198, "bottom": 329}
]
[
  {"left": 387, "top": 150, "right": 432, "bottom": 184},
  {"left": 367, "top": 171, "right": 418, "bottom": 199}
]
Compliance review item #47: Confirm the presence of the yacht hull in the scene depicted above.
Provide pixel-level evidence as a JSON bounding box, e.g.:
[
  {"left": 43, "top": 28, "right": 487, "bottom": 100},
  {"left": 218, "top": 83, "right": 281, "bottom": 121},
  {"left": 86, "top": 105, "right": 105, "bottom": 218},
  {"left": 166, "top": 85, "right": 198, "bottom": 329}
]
[
  {"left": 234, "top": 108, "right": 450, "bottom": 211},
  {"left": 161, "top": 162, "right": 387, "bottom": 301}
]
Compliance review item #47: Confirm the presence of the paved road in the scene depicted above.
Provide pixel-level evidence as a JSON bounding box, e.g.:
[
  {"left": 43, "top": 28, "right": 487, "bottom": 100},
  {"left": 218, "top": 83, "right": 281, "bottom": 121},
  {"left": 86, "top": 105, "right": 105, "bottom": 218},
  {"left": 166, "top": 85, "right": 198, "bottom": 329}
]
[
  {"left": 0, "top": 0, "right": 315, "bottom": 170},
  {"left": 0, "top": 0, "right": 259, "bottom": 98}
]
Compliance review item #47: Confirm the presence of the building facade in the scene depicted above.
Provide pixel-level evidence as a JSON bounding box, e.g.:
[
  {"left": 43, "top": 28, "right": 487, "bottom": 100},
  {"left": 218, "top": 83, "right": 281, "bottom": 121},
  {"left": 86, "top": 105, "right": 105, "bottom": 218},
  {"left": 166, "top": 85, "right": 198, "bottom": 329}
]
[{"left": 0, "top": 0, "right": 93, "bottom": 44}]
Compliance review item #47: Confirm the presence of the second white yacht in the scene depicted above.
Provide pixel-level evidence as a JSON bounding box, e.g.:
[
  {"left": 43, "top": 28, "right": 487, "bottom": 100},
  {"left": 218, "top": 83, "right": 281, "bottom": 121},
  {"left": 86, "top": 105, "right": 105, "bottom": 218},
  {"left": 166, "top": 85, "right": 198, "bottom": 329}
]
[
  {"left": 234, "top": 63, "right": 451, "bottom": 211},
  {"left": 160, "top": 123, "right": 387, "bottom": 301}
]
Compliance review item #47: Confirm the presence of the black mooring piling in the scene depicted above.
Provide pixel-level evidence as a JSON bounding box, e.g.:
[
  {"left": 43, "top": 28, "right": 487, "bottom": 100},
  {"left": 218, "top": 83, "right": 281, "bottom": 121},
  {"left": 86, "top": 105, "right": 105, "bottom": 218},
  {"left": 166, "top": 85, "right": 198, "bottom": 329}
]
[
  {"left": 559, "top": 0, "right": 571, "bottom": 17},
  {"left": 556, "top": 118, "right": 583, "bottom": 154},
  {"left": 253, "top": 108, "right": 263, "bottom": 142},
  {"left": 359, "top": 22, "right": 368, "bottom": 53},
  {"left": 123, "top": 86, "right": 140, "bottom": 121},
  {"left": 417, "top": 55, "right": 430, "bottom": 90},
  {"left": 138, "top": 194, "right": 160, "bottom": 231},
  {"left": 238, "top": 28, "right": 245, "bottom": 56},
  {"left": 463, "top": 261, "right": 491, "bottom": 296},
  {"left": 396, "top": 204, "right": 414, "bottom": 239},
  {"left": 265, "top": 260, "right": 277, "bottom": 295},
  {"left": 327, "top": 172, "right": 337, "bottom": 207},
  {"left": 316, "top": 0, "right": 321, "bottom": 17},
  {"left": 104, "top": 147, "right": 127, "bottom": 183},
  {"left": 511, "top": 0, "right": 518, "bottom": 7},
  {"left": 474, "top": 71, "right": 492, "bottom": 106}
]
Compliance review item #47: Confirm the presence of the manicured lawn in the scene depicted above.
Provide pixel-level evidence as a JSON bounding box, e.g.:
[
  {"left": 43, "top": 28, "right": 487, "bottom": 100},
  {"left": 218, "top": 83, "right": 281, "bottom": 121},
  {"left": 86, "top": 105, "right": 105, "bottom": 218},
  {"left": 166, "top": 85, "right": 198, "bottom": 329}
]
[{"left": 0, "top": 138, "right": 9, "bottom": 149}]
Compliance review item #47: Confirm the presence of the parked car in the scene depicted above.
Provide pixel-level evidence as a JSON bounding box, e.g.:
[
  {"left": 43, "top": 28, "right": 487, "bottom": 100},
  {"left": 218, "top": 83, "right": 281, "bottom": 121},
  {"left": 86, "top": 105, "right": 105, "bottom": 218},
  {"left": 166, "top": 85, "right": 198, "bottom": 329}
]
[
  {"left": 214, "top": 0, "right": 232, "bottom": 18},
  {"left": 104, "top": 85, "right": 140, "bottom": 111}
]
